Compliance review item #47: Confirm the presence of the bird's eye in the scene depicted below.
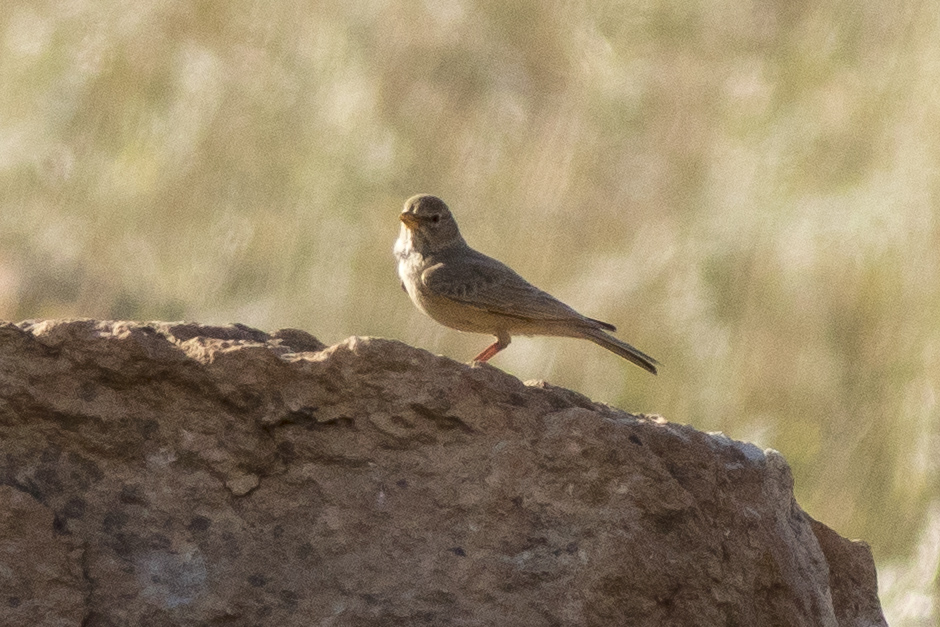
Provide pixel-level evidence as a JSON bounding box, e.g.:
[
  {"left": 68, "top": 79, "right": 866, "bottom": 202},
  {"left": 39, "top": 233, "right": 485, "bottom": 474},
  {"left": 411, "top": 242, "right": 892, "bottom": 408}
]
[{"left": 431, "top": 214, "right": 441, "bottom": 223}]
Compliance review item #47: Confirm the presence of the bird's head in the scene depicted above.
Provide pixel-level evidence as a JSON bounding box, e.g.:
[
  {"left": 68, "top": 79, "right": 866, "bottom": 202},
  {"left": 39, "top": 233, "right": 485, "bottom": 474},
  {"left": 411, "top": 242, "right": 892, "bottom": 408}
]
[{"left": 399, "top": 194, "right": 465, "bottom": 253}]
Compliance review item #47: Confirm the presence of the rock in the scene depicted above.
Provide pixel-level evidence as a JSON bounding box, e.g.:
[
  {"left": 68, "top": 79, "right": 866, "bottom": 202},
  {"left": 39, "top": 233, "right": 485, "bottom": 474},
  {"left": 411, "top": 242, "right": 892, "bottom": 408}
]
[
  {"left": 0, "top": 319, "right": 887, "bottom": 626},
  {"left": 0, "top": 486, "right": 88, "bottom": 626}
]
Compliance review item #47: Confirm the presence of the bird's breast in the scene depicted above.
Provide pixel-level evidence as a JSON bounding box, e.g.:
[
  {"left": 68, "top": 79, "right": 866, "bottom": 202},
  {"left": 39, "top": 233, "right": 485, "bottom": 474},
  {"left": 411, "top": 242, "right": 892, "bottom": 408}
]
[
  {"left": 393, "top": 229, "right": 412, "bottom": 261},
  {"left": 396, "top": 249, "right": 425, "bottom": 301}
]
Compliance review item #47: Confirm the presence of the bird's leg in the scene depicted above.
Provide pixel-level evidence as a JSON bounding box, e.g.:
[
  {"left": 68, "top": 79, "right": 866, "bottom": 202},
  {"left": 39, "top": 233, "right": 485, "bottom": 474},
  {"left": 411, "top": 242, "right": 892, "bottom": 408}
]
[{"left": 472, "top": 332, "right": 511, "bottom": 363}]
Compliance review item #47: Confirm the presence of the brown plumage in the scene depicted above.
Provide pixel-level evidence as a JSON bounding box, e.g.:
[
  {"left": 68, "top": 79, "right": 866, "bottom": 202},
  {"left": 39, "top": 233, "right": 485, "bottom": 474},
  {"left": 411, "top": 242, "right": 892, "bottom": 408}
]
[{"left": 393, "top": 194, "right": 659, "bottom": 374}]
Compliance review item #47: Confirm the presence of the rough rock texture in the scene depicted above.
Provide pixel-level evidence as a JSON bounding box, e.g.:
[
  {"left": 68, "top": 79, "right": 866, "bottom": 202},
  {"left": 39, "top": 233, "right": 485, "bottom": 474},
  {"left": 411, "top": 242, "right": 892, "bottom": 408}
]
[{"left": 0, "top": 320, "right": 886, "bottom": 627}]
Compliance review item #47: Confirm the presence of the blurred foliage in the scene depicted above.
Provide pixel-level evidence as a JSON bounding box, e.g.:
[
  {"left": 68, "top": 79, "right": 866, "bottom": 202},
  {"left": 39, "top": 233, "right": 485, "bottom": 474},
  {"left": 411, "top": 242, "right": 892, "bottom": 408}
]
[{"left": 1, "top": 0, "right": 938, "bottom": 622}]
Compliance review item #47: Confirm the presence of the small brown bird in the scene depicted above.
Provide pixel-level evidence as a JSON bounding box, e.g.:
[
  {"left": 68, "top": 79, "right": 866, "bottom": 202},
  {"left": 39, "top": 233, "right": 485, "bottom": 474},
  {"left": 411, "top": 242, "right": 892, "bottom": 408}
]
[{"left": 393, "top": 194, "right": 659, "bottom": 374}]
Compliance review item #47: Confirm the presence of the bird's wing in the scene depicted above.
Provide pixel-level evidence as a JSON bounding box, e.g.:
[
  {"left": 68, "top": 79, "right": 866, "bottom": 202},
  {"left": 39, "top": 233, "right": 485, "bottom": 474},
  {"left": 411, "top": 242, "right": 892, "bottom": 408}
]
[{"left": 421, "top": 250, "right": 592, "bottom": 324}]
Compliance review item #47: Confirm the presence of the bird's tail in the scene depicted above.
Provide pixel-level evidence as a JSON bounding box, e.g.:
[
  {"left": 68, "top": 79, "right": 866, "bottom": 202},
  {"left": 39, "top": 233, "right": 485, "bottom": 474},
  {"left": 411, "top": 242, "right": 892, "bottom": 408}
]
[{"left": 583, "top": 328, "right": 659, "bottom": 375}]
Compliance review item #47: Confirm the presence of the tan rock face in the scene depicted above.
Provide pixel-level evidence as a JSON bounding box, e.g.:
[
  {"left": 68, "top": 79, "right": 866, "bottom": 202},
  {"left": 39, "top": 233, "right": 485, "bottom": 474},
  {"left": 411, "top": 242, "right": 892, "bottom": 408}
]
[{"left": 0, "top": 320, "right": 886, "bottom": 627}]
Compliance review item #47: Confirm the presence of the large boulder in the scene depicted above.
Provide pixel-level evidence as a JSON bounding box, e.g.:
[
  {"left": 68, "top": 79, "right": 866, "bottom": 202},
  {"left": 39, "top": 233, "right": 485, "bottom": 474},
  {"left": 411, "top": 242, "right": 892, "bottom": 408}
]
[{"left": 0, "top": 320, "right": 886, "bottom": 626}]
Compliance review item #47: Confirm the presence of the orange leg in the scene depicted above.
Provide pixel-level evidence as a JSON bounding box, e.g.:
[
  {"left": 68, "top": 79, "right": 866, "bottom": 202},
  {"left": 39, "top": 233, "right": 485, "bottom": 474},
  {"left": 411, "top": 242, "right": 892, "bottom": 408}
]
[{"left": 472, "top": 333, "right": 511, "bottom": 362}]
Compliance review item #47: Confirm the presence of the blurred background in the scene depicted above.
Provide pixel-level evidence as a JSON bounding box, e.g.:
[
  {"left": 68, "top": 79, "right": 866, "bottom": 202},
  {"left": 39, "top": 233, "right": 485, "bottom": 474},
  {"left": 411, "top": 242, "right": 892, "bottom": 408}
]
[{"left": 1, "top": 0, "right": 937, "bottom": 622}]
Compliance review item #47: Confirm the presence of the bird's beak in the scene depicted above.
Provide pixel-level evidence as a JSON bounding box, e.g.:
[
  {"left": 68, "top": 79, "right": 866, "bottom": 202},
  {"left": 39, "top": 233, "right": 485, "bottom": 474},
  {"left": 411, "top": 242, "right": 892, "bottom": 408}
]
[{"left": 399, "top": 213, "right": 420, "bottom": 228}]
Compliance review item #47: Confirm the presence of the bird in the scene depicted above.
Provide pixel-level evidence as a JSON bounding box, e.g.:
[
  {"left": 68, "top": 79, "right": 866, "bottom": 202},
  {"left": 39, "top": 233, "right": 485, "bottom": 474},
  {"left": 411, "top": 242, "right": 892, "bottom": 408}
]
[{"left": 393, "top": 194, "right": 659, "bottom": 374}]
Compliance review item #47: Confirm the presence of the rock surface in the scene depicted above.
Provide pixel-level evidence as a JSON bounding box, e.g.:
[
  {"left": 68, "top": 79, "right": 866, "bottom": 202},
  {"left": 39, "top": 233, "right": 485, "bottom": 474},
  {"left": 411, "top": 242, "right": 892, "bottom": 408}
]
[{"left": 0, "top": 320, "right": 886, "bottom": 627}]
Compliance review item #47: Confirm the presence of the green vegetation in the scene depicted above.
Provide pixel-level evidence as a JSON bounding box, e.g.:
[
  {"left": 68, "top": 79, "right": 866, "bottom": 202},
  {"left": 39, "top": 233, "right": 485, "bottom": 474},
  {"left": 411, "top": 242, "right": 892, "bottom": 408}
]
[{"left": 1, "top": 1, "right": 937, "bottom": 622}]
